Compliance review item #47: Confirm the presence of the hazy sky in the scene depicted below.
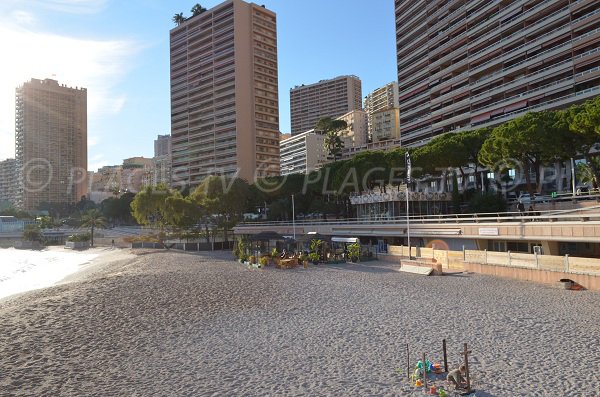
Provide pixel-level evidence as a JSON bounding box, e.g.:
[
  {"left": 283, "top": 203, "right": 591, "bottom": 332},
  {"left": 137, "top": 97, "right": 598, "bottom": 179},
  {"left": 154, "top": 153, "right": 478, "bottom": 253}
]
[{"left": 0, "top": 0, "right": 397, "bottom": 171}]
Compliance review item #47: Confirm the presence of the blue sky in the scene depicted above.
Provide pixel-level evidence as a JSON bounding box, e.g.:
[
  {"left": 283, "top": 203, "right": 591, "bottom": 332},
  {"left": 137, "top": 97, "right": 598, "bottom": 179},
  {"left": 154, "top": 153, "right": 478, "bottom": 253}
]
[{"left": 0, "top": 0, "right": 397, "bottom": 170}]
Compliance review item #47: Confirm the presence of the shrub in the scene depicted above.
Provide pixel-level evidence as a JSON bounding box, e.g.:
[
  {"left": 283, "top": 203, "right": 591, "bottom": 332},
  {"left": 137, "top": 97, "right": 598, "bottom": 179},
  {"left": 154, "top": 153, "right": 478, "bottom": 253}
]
[
  {"left": 259, "top": 256, "right": 268, "bottom": 266},
  {"left": 347, "top": 243, "right": 360, "bottom": 262},
  {"left": 467, "top": 192, "right": 507, "bottom": 214},
  {"left": 308, "top": 252, "right": 320, "bottom": 263},
  {"left": 67, "top": 233, "right": 91, "bottom": 242},
  {"left": 22, "top": 225, "right": 41, "bottom": 242}
]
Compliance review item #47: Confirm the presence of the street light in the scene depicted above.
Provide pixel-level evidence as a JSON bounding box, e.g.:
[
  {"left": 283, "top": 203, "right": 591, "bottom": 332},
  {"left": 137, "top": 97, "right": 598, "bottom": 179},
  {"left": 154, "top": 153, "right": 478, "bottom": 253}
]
[
  {"left": 291, "top": 194, "right": 296, "bottom": 240},
  {"left": 405, "top": 152, "right": 412, "bottom": 259}
]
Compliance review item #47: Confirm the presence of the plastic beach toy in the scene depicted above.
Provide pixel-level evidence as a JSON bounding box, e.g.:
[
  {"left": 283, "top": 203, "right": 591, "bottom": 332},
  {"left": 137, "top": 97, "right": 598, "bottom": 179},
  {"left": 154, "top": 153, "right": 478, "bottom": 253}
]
[
  {"left": 438, "top": 387, "right": 447, "bottom": 397},
  {"left": 429, "top": 385, "right": 437, "bottom": 394},
  {"left": 415, "top": 379, "right": 423, "bottom": 387}
]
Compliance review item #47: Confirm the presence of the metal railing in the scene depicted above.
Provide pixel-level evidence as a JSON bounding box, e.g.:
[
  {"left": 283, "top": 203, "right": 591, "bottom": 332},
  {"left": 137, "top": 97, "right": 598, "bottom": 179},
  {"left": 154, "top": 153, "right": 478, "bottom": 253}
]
[{"left": 237, "top": 205, "right": 600, "bottom": 229}]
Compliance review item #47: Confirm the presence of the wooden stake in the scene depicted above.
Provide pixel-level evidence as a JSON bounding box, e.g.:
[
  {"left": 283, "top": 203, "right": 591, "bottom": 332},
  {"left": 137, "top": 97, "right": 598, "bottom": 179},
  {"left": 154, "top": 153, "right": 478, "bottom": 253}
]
[
  {"left": 422, "top": 352, "right": 427, "bottom": 389},
  {"left": 463, "top": 343, "right": 472, "bottom": 393},
  {"left": 442, "top": 339, "right": 448, "bottom": 372},
  {"left": 406, "top": 344, "right": 410, "bottom": 381}
]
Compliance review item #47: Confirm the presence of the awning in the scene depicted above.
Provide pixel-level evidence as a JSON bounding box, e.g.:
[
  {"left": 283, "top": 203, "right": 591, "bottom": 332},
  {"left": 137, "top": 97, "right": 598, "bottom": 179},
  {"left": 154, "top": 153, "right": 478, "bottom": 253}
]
[
  {"left": 331, "top": 237, "right": 359, "bottom": 243},
  {"left": 504, "top": 99, "right": 528, "bottom": 113},
  {"left": 471, "top": 112, "right": 491, "bottom": 123}
]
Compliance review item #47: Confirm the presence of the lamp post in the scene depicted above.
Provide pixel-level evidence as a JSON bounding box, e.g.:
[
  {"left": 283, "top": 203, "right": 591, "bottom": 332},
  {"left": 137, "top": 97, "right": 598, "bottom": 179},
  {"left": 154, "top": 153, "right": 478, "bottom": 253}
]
[
  {"left": 291, "top": 193, "right": 296, "bottom": 240},
  {"left": 405, "top": 152, "right": 412, "bottom": 259},
  {"left": 571, "top": 157, "right": 576, "bottom": 197}
]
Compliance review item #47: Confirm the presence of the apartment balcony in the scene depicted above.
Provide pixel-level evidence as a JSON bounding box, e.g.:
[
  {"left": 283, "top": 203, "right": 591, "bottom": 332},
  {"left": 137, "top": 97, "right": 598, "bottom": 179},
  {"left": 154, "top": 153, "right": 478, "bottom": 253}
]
[
  {"left": 399, "top": 70, "right": 429, "bottom": 94},
  {"left": 398, "top": 56, "right": 428, "bottom": 81},
  {"left": 472, "top": 85, "right": 600, "bottom": 129},
  {"left": 573, "top": 46, "right": 600, "bottom": 68},
  {"left": 399, "top": 101, "right": 430, "bottom": 120},
  {"left": 471, "top": 43, "right": 572, "bottom": 91},
  {"left": 465, "top": 1, "right": 499, "bottom": 30},
  {"left": 571, "top": 0, "right": 598, "bottom": 13},
  {"left": 469, "top": 11, "right": 570, "bottom": 68},
  {"left": 400, "top": 126, "right": 433, "bottom": 144},
  {"left": 472, "top": 60, "right": 574, "bottom": 103},
  {"left": 572, "top": 7, "right": 600, "bottom": 30},
  {"left": 469, "top": 0, "right": 550, "bottom": 50},
  {"left": 428, "top": 3, "right": 467, "bottom": 35},
  {"left": 400, "top": 116, "right": 431, "bottom": 131},
  {"left": 572, "top": 27, "right": 600, "bottom": 50},
  {"left": 400, "top": 89, "right": 430, "bottom": 109},
  {"left": 431, "top": 97, "right": 471, "bottom": 118},
  {"left": 575, "top": 65, "right": 600, "bottom": 83},
  {"left": 470, "top": 28, "right": 571, "bottom": 77},
  {"left": 397, "top": 36, "right": 428, "bottom": 60},
  {"left": 429, "top": 40, "right": 469, "bottom": 71},
  {"left": 472, "top": 76, "right": 575, "bottom": 117},
  {"left": 431, "top": 84, "right": 469, "bottom": 105},
  {"left": 396, "top": 5, "right": 427, "bottom": 35},
  {"left": 432, "top": 112, "right": 471, "bottom": 130},
  {"left": 429, "top": 56, "right": 469, "bottom": 82}
]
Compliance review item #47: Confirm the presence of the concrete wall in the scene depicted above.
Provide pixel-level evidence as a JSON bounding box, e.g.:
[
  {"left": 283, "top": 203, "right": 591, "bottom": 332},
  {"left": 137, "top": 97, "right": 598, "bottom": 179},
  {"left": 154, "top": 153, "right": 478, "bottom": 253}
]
[{"left": 387, "top": 244, "right": 600, "bottom": 290}]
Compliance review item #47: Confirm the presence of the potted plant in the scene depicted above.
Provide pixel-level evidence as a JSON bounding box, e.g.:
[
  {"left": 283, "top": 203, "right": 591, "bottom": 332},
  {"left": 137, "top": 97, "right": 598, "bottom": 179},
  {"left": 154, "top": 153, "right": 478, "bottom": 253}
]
[
  {"left": 271, "top": 248, "right": 280, "bottom": 264},
  {"left": 308, "top": 252, "right": 320, "bottom": 265},
  {"left": 347, "top": 242, "right": 360, "bottom": 263},
  {"left": 299, "top": 253, "right": 309, "bottom": 268},
  {"left": 309, "top": 239, "right": 323, "bottom": 265},
  {"left": 259, "top": 256, "right": 268, "bottom": 268}
]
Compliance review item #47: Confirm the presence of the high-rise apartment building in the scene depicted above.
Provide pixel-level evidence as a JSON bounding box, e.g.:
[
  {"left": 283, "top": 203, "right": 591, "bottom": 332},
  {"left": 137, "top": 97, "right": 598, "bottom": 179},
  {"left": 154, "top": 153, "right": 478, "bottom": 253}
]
[
  {"left": 364, "top": 82, "right": 400, "bottom": 140},
  {"left": 280, "top": 129, "right": 353, "bottom": 176},
  {"left": 372, "top": 108, "right": 401, "bottom": 142},
  {"left": 290, "top": 75, "right": 362, "bottom": 135},
  {"left": 0, "top": 159, "right": 17, "bottom": 206},
  {"left": 336, "top": 110, "right": 369, "bottom": 147},
  {"left": 15, "top": 78, "right": 87, "bottom": 210},
  {"left": 396, "top": 0, "right": 600, "bottom": 147},
  {"left": 154, "top": 134, "right": 172, "bottom": 157},
  {"left": 170, "top": 0, "right": 280, "bottom": 185}
]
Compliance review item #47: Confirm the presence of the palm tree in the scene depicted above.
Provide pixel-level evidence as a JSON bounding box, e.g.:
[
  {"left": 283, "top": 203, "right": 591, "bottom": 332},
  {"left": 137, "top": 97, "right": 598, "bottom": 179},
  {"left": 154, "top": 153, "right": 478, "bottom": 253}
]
[
  {"left": 577, "top": 161, "right": 599, "bottom": 189},
  {"left": 80, "top": 209, "right": 107, "bottom": 247},
  {"left": 191, "top": 4, "right": 207, "bottom": 16},
  {"left": 316, "top": 117, "right": 347, "bottom": 162},
  {"left": 173, "top": 12, "right": 186, "bottom": 26},
  {"left": 324, "top": 130, "right": 344, "bottom": 162}
]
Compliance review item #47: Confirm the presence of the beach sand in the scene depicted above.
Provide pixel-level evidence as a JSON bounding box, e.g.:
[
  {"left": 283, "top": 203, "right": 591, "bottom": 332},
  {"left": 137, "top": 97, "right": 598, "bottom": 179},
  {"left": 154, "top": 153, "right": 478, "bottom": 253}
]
[{"left": 0, "top": 250, "right": 599, "bottom": 396}]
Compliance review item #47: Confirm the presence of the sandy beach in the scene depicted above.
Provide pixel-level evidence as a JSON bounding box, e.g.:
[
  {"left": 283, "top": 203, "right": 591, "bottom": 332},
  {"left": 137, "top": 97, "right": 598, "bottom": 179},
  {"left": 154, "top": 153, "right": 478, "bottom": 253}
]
[{"left": 0, "top": 250, "right": 599, "bottom": 396}]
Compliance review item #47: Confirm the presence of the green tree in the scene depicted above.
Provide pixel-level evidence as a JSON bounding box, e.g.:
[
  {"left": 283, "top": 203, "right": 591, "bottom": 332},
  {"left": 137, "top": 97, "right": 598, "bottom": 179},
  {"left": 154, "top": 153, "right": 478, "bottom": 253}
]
[
  {"left": 173, "top": 12, "right": 185, "bottom": 25},
  {"left": 130, "top": 184, "right": 175, "bottom": 230},
  {"left": 0, "top": 207, "right": 33, "bottom": 219},
  {"left": 22, "top": 225, "right": 41, "bottom": 242},
  {"left": 384, "top": 147, "right": 408, "bottom": 190},
  {"left": 190, "top": 176, "right": 251, "bottom": 242},
  {"left": 316, "top": 117, "right": 348, "bottom": 162},
  {"left": 479, "top": 111, "right": 565, "bottom": 196},
  {"left": 576, "top": 161, "right": 599, "bottom": 189},
  {"left": 567, "top": 97, "right": 600, "bottom": 185},
  {"left": 467, "top": 192, "right": 507, "bottom": 214},
  {"left": 37, "top": 216, "right": 60, "bottom": 229},
  {"left": 80, "top": 209, "right": 107, "bottom": 247},
  {"left": 191, "top": 3, "right": 207, "bottom": 16}
]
